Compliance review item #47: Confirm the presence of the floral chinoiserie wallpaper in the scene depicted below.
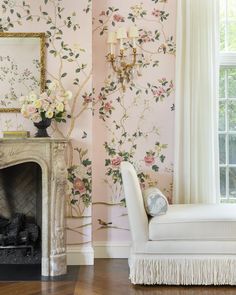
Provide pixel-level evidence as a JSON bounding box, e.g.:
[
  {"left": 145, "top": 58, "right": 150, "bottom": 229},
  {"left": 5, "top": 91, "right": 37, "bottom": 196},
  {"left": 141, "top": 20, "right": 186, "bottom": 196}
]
[
  {"left": 92, "top": 0, "right": 176, "bottom": 242},
  {"left": 0, "top": 0, "right": 176, "bottom": 247}
]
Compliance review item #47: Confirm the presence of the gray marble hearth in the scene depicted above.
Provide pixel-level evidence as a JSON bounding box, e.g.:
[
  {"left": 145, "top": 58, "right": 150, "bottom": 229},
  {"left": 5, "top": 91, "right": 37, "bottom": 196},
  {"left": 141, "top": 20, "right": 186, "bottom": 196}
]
[{"left": 0, "top": 138, "right": 68, "bottom": 277}]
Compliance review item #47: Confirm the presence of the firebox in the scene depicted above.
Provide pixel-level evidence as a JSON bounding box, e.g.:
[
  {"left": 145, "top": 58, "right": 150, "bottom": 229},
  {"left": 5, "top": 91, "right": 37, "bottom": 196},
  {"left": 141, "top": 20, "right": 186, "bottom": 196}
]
[
  {"left": 0, "top": 138, "right": 68, "bottom": 277},
  {"left": 0, "top": 162, "right": 42, "bottom": 264}
]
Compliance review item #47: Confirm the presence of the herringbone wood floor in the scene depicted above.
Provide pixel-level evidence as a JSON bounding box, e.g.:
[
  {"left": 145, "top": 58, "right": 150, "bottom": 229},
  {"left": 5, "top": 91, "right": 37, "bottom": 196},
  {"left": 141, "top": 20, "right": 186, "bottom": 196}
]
[{"left": 0, "top": 259, "right": 236, "bottom": 295}]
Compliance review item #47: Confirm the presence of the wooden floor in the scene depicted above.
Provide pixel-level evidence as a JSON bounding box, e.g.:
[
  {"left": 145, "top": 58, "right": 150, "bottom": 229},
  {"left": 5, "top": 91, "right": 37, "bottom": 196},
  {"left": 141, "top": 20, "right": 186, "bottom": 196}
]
[{"left": 1, "top": 259, "right": 236, "bottom": 295}]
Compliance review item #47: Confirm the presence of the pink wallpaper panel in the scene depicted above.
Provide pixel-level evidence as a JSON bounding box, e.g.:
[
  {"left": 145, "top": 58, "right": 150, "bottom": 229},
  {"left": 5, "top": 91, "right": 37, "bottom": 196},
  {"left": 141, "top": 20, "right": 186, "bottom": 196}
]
[{"left": 92, "top": 0, "right": 176, "bottom": 242}]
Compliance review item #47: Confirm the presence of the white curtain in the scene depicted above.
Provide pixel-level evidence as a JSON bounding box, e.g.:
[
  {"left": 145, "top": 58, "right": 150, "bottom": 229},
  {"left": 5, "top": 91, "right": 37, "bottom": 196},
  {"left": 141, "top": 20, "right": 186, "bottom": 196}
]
[{"left": 173, "top": 0, "right": 220, "bottom": 204}]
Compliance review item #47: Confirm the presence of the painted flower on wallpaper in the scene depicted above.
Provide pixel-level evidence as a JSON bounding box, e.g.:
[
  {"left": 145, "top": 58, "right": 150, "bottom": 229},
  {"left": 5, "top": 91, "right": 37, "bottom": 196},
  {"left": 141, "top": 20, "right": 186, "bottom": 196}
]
[
  {"left": 152, "top": 8, "right": 161, "bottom": 17},
  {"left": 151, "top": 9, "right": 169, "bottom": 21},
  {"left": 67, "top": 148, "right": 92, "bottom": 216},
  {"left": 144, "top": 153, "right": 155, "bottom": 166},
  {"left": 149, "top": 78, "right": 174, "bottom": 102},
  {"left": 99, "top": 101, "right": 115, "bottom": 120},
  {"left": 113, "top": 14, "right": 125, "bottom": 22},
  {"left": 74, "top": 178, "right": 86, "bottom": 194},
  {"left": 82, "top": 92, "right": 93, "bottom": 105},
  {"left": 144, "top": 143, "right": 167, "bottom": 171},
  {"left": 94, "top": 7, "right": 121, "bottom": 35},
  {"left": 98, "top": 79, "right": 117, "bottom": 120},
  {"left": 138, "top": 29, "right": 155, "bottom": 43},
  {"left": 158, "top": 36, "right": 176, "bottom": 54},
  {"left": 128, "top": 3, "right": 147, "bottom": 22},
  {"left": 111, "top": 156, "right": 123, "bottom": 168}
]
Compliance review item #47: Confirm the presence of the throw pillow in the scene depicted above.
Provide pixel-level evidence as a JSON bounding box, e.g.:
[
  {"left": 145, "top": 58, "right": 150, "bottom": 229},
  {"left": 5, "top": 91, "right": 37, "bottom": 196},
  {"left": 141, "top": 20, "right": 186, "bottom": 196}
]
[{"left": 143, "top": 187, "right": 169, "bottom": 217}]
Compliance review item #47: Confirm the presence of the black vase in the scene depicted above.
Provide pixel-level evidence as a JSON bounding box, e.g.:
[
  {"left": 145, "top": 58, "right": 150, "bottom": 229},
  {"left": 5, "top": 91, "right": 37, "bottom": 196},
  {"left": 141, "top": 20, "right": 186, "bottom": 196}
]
[{"left": 34, "top": 118, "right": 51, "bottom": 137}]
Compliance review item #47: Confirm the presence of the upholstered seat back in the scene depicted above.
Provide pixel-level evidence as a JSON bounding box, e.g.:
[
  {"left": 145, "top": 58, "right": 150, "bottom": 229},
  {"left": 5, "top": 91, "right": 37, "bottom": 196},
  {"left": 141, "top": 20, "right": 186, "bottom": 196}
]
[{"left": 120, "top": 161, "right": 148, "bottom": 243}]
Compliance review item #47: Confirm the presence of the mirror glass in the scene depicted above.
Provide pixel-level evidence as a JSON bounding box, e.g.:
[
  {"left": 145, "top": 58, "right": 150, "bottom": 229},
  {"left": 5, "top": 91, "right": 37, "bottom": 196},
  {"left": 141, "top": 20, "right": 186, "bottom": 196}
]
[{"left": 0, "top": 33, "right": 45, "bottom": 112}]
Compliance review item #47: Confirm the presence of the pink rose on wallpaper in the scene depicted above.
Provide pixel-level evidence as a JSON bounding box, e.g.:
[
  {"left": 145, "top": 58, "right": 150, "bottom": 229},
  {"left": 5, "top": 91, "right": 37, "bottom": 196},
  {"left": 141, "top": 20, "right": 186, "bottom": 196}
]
[
  {"left": 152, "top": 87, "right": 165, "bottom": 97},
  {"left": 152, "top": 9, "right": 161, "bottom": 17},
  {"left": 73, "top": 178, "right": 86, "bottom": 194},
  {"left": 139, "top": 29, "right": 153, "bottom": 43},
  {"left": 113, "top": 14, "right": 125, "bottom": 22},
  {"left": 111, "top": 156, "right": 123, "bottom": 168},
  {"left": 144, "top": 155, "right": 155, "bottom": 166},
  {"left": 104, "top": 101, "right": 113, "bottom": 112}
]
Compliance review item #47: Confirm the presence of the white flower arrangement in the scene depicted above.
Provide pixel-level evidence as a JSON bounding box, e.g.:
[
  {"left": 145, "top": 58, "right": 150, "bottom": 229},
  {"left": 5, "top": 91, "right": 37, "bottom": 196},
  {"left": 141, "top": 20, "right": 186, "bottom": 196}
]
[{"left": 20, "top": 80, "right": 72, "bottom": 123}]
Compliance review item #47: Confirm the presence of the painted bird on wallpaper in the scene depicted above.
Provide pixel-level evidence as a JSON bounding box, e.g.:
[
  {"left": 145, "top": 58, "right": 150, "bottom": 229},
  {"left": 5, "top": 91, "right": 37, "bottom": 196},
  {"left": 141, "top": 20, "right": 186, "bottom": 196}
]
[{"left": 97, "top": 219, "right": 112, "bottom": 227}]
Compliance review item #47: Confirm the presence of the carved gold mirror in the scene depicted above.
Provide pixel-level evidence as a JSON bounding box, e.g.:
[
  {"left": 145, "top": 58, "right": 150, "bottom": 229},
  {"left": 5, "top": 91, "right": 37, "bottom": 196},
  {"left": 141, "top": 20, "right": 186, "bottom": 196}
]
[{"left": 0, "top": 32, "right": 45, "bottom": 112}]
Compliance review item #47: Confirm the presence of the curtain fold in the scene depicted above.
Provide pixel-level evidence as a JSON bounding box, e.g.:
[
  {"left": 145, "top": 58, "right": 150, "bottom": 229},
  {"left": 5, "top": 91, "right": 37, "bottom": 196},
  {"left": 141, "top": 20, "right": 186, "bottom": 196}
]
[{"left": 173, "top": 0, "right": 220, "bottom": 204}]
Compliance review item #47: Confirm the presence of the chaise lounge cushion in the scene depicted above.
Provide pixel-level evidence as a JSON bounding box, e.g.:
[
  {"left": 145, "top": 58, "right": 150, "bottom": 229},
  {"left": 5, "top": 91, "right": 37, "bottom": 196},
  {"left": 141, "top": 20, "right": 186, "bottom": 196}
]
[{"left": 149, "top": 204, "right": 236, "bottom": 241}]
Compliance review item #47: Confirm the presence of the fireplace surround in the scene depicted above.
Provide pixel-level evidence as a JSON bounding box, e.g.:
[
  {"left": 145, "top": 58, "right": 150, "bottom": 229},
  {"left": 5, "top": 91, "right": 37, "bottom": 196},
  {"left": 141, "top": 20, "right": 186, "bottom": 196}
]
[{"left": 0, "top": 138, "right": 68, "bottom": 277}]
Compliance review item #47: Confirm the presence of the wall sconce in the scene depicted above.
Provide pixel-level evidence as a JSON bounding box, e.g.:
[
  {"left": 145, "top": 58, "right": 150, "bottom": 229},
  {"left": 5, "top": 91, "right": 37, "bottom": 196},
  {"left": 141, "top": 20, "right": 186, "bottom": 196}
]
[{"left": 107, "top": 26, "right": 139, "bottom": 92}]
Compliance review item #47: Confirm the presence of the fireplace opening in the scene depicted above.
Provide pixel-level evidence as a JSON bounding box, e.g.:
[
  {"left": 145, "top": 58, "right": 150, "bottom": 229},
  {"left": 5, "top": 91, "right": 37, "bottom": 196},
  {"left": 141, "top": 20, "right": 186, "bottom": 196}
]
[{"left": 0, "top": 162, "right": 42, "bottom": 264}]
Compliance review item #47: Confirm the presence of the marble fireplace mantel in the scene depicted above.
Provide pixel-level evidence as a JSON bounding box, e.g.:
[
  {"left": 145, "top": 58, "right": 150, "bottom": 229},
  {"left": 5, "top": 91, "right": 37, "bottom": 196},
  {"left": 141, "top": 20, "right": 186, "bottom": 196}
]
[{"left": 0, "top": 138, "right": 68, "bottom": 277}]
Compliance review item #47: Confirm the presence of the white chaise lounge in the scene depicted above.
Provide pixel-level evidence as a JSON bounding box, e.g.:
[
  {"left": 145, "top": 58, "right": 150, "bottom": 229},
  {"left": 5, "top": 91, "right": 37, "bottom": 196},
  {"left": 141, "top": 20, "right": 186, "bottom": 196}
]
[{"left": 120, "top": 161, "right": 236, "bottom": 285}]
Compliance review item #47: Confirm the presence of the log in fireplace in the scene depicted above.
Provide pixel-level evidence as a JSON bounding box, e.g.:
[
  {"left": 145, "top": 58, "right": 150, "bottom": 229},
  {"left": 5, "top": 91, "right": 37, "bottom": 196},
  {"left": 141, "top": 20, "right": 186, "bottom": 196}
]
[{"left": 0, "top": 213, "right": 40, "bottom": 264}]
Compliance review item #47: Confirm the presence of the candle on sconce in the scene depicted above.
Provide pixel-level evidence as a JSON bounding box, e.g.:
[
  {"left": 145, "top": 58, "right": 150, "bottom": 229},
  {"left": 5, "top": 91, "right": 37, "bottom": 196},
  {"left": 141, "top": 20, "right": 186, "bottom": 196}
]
[
  {"left": 107, "top": 26, "right": 138, "bottom": 92},
  {"left": 128, "top": 26, "right": 139, "bottom": 48},
  {"left": 107, "top": 31, "right": 117, "bottom": 54},
  {"left": 116, "top": 27, "right": 127, "bottom": 50}
]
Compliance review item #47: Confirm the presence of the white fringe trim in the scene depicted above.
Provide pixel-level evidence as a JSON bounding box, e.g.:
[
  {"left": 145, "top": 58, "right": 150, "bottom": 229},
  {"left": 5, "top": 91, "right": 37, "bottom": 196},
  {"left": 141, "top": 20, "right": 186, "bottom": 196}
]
[{"left": 129, "top": 255, "right": 236, "bottom": 285}]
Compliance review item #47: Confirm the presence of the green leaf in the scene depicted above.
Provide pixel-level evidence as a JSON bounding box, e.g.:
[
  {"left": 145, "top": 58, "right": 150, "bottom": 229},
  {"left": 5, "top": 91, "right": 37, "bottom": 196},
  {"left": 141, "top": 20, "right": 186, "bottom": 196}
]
[
  {"left": 152, "top": 165, "right": 159, "bottom": 172},
  {"left": 160, "top": 155, "right": 165, "bottom": 163},
  {"left": 82, "top": 159, "right": 92, "bottom": 167}
]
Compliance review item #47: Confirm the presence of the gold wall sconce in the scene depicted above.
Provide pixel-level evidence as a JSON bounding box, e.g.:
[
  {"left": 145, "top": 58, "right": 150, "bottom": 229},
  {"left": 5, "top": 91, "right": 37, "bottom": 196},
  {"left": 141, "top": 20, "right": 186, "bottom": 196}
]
[{"left": 107, "top": 26, "right": 139, "bottom": 92}]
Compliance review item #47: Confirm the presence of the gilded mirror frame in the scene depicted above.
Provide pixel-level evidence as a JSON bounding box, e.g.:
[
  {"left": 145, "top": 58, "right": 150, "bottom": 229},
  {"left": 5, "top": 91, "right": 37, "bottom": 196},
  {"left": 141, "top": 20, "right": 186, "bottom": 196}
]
[{"left": 0, "top": 32, "right": 45, "bottom": 113}]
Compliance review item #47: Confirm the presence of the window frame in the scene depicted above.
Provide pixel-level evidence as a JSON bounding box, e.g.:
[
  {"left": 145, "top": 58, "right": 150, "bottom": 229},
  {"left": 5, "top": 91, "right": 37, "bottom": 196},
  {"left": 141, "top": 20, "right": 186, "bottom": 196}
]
[
  {"left": 219, "top": 53, "right": 236, "bottom": 202},
  {"left": 218, "top": 0, "right": 236, "bottom": 202}
]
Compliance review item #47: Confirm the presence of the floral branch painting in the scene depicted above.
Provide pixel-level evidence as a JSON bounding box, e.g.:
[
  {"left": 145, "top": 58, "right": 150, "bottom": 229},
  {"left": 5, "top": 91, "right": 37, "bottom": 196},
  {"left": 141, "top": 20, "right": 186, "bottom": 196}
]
[
  {"left": 92, "top": 0, "right": 176, "bottom": 234},
  {"left": 0, "top": 53, "right": 40, "bottom": 109}
]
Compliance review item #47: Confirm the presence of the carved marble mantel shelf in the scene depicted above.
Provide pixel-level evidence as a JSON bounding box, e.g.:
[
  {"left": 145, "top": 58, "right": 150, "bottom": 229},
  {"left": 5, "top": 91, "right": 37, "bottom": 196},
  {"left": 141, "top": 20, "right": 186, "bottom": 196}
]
[{"left": 0, "top": 138, "right": 68, "bottom": 277}]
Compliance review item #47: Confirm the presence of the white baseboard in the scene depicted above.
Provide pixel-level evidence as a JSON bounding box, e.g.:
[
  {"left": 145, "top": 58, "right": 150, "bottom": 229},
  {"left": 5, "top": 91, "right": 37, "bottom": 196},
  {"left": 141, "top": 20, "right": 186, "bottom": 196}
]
[
  {"left": 93, "top": 241, "right": 131, "bottom": 258},
  {"left": 66, "top": 242, "right": 131, "bottom": 264},
  {"left": 67, "top": 245, "right": 94, "bottom": 265}
]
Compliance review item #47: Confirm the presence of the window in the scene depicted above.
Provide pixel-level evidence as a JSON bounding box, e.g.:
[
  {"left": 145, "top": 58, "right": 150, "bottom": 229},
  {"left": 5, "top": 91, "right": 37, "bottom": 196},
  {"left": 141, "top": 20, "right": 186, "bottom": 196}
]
[{"left": 219, "top": 0, "right": 236, "bottom": 202}]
